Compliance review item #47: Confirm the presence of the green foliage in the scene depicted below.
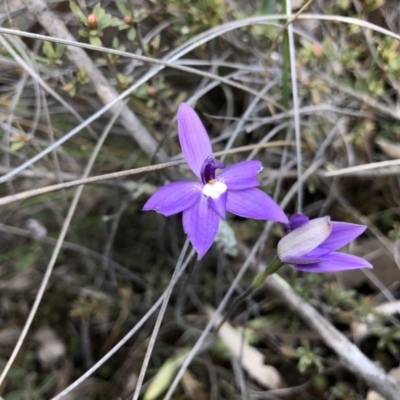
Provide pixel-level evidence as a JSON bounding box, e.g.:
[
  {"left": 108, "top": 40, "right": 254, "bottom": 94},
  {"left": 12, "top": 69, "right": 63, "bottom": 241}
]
[
  {"left": 36, "top": 41, "right": 65, "bottom": 65},
  {"left": 114, "top": 0, "right": 147, "bottom": 41},
  {"left": 295, "top": 340, "right": 323, "bottom": 374},
  {"left": 378, "top": 37, "right": 400, "bottom": 79},
  {"left": 330, "top": 382, "right": 358, "bottom": 400},
  {"left": 322, "top": 282, "right": 357, "bottom": 310},
  {"left": 376, "top": 326, "right": 400, "bottom": 356},
  {"left": 291, "top": 272, "right": 326, "bottom": 301},
  {"left": 70, "top": 2, "right": 121, "bottom": 46},
  {"left": 4, "top": 366, "right": 57, "bottom": 399},
  {"left": 62, "top": 69, "right": 89, "bottom": 97},
  {"left": 161, "top": 0, "right": 228, "bottom": 36},
  {"left": 70, "top": 293, "right": 112, "bottom": 321},
  {"left": 134, "top": 78, "right": 173, "bottom": 108},
  {"left": 9, "top": 130, "right": 34, "bottom": 152}
]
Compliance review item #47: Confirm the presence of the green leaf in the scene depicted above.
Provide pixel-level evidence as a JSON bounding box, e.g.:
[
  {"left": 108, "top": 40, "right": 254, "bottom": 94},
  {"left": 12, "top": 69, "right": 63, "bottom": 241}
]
[
  {"left": 127, "top": 27, "right": 136, "bottom": 41},
  {"left": 10, "top": 142, "right": 25, "bottom": 152},
  {"left": 5, "top": 389, "right": 26, "bottom": 400},
  {"left": 144, "top": 350, "right": 189, "bottom": 400},
  {"left": 69, "top": 1, "right": 87, "bottom": 24},
  {"left": 89, "top": 36, "right": 102, "bottom": 47},
  {"left": 115, "top": 0, "right": 128, "bottom": 16},
  {"left": 93, "top": 3, "right": 104, "bottom": 18},
  {"left": 118, "top": 22, "right": 130, "bottom": 30},
  {"left": 260, "top": 0, "right": 276, "bottom": 14},
  {"left": 37, "top": 373, "right": 58, "bottom": 394},
  {"left": 55, "top": 43, "right": 65, "bottom": 58},
  {"left": 78, "top": 28, "right": 88, "bottom": 37},
  {"left": 43, "top": 41, "right": 55, "bottom": 58}
]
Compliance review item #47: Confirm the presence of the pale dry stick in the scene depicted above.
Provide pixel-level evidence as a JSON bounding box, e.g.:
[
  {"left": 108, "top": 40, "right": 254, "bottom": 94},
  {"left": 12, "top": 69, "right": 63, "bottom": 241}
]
[
  {"left": 264, "top": 275, "right": 400, "bottom": 400},
  {"left": 325, "top": 159, "right": 400, "bottom": 177},
  {"left": 131, "top": 239, "right": 190, "bottom": 400},
  {"left": 0, "top": 141, "right": 294, "bottom": 207},
  {"left": 1, "top": 12, "right": 399, "bottom": 182},
  {"left": 0, "top": 103, "right": 125, "bottom": 388},
  {"left": 52, "top": 248, "right": 196, "bottom": 400},
  {"left": 286, "top": 0, "right": 303, "bottom": 213},
  {"left": 0, "top": 166, "right": 78, "bottom": 181}
]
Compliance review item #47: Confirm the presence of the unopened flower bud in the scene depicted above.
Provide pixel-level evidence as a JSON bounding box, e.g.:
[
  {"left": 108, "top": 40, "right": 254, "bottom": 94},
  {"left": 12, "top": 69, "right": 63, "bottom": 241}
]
[
  {"left": 147, "top": 86, "right": 156, "bottom": 96},
  {"left": 312, "top": 43, "right": 323, "bottom": 58},
  {"left": 87, "top": 14, "right": 98, "bottom": 29},
  {"left": 124, "top": 15, "right": 133, "bottom": 24}
]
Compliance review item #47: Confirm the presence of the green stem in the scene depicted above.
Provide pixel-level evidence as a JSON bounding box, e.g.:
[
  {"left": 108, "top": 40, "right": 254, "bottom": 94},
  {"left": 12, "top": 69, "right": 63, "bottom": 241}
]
[{"left": 251, "top": 255, "right": 284, "bottom": 289}]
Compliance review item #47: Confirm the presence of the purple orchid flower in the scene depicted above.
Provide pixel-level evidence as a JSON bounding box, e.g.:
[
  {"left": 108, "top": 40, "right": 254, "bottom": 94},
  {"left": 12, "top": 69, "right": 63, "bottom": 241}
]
[
  {"left": 143, "top": 103, "right": 288, "bottom": 259},
  {"left": 277, "top": 213, "right": 372, "bottom": 273}
]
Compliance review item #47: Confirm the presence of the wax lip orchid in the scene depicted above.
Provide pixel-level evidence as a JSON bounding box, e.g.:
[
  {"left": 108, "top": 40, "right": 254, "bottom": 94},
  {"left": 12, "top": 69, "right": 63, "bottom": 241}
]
[
  {"left": 143, "top": 103, "right": 288, "bottom": 258},
  {"left": 277, "top": 213, "right": 373, "bottom": 273}
]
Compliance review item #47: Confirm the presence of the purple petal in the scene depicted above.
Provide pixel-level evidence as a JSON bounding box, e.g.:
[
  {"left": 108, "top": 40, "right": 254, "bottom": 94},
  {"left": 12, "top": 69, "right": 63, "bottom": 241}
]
[
  {"left": 143, "top": 181, "right": 201, "bottom": 216},
  {"left": 290, "top": 252, "right": 373, "bottom": 273},
  {"left": 208, "top": 190, "right": 227, "bottom": 219},
  {"left": 226, "top": 188, "right": 288, "bottom": 223},
  {"left": 318, "top": 221, "right": 367, "bottom": 252},
  {"left": 178, "top": 103, "right": 212, "bottom": 178},
  {"left": 217, "top": 161, "right": 262, "bottom": 190},
  {"left": 183, "top": 197, "right": 219, "bottom": 259},
  {"left": 278, "top": 217, "right": 331, "bottom": 261},
  {"left": 287, "top": 213, "right": 309, "bottom": 232}
]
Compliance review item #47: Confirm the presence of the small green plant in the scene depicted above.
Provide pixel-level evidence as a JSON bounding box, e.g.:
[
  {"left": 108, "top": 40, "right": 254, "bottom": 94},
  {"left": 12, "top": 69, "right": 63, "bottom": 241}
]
[
  {"left": 4, "top": 365, "right": 57, "bottom": 400},
  {"left": 295, "top": 340, "right": 323, "bottom": 373},
  {"left": 9, "top": 130, "right": 34, "bottom": 152},
  {"left": 70, "top": 2, "right": 121, "bottom": 46},
  {"left": 115, "top": 0, "right": 147, "bottom": 41},
  {"left": 376, "top": 326, "right": 400, "bottom": 356},
  {"left": 36, "top": 41, "right": 65, "bottom": 66},
  {"left": 322, "top": 282, "right": 356, "bottom": 310},
  {"left": 62, "top": 69, "right": 89, "bottom": 97},
  {"left": 135, "top": 78, "right": 173, "bottom": 108},
  {"left": 330, "top": 382, "right": 358, "bottom": 399}
]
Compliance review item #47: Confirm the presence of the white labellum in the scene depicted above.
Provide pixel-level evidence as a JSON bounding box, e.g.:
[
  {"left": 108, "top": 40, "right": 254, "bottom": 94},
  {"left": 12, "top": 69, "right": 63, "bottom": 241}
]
[{"left": 202, "top": 181, "right": 227, "bottom": 199}]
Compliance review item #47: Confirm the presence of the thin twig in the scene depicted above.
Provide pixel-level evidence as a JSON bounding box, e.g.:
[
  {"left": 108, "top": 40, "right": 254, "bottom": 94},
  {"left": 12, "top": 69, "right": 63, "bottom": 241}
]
[
  {"left": 131, "top": 239, "right": 190, "bottom": 400},
  {"left": 0, "top": 141, "right": 294, "bottom": 207},
  {"left": 325, "top": 158, "right": 400, "bottom": 177},
  {"left": 286, "top": 0, "right": 303, "bottom": 212}
]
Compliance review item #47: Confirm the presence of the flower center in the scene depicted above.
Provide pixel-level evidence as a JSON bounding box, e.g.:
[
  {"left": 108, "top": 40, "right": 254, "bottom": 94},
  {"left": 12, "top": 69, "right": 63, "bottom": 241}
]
[
  {"left": 200, "top": 156, "right": 225, "bottom": 184},
  {"left": 202, "top": 181, "right": 227, "bottom": 199}
]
